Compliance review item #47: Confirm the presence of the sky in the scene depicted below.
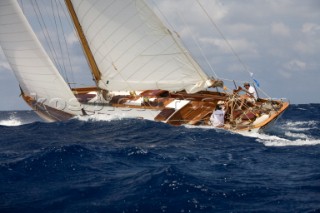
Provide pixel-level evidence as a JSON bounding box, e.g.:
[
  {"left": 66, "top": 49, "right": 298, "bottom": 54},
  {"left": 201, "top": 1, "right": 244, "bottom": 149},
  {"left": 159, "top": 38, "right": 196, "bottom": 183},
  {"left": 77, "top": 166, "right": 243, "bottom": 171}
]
[{"left": 0, "top": 0, "right": 320, "bottom": 111}]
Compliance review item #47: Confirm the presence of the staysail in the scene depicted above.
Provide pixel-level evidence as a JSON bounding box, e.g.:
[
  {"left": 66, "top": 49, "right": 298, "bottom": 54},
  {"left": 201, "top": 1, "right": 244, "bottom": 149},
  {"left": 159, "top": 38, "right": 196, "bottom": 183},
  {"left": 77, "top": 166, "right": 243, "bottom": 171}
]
[
  {"left": 70, "top": 0, "right": 211, "bottom": 93},
  {"left": 0, "top": 0, "right": 82, "bottom": 114}
]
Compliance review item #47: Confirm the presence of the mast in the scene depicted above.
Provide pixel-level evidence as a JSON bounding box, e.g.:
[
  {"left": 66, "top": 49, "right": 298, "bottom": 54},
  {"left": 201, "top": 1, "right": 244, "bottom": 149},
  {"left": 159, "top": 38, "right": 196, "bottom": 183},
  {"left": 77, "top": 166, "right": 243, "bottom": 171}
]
[{"left": 65, "top": 0, "right": 102, "bottom": 83}]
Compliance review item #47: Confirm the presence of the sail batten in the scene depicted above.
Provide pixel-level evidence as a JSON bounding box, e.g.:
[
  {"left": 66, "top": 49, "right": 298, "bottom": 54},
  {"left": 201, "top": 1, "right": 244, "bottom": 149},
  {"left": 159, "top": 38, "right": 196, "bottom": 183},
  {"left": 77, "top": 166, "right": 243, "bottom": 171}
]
[
  {"left": 71, "top": 0, "right": 211, "bottom": 93},
  {"left": 0, "top": 0, "right": 82, "bottom": 115}
]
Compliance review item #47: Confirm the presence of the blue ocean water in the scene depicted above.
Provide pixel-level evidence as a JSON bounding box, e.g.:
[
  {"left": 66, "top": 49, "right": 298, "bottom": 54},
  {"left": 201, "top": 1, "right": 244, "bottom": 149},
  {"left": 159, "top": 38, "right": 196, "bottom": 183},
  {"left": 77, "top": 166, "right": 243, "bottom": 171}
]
[{"left": 0, "top": 104, "right": 319, "bottom": 213}]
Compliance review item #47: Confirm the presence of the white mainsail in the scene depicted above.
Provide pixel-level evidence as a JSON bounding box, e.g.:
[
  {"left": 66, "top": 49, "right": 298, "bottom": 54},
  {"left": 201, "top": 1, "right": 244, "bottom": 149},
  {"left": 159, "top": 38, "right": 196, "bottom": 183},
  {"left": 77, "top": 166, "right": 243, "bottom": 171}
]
[
  {"left": 0, "top": 0, "right": 82, "bottom": 114},
  {"left": 71, "top": 0, "right": 211, "bottom": 93}
]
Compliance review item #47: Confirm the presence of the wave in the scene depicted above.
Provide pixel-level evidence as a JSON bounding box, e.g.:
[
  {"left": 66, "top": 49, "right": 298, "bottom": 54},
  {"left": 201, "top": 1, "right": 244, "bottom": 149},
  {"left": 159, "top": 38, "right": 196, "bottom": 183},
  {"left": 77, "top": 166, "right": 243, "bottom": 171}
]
[
  {"left": 0, "top": 111, "right": 128, "bottom": 127},
  {"left": 73, "top": 114, "right": 320, "bottom": 147},
  {"left": 262, "top": 138, "right": 320, "bottom": 147},
  {"left": 284, "top": 131, "right": 310, "bottom": 139},
  {"left": 282, "top": 121, "right": 318, "bottom": 132},
  {"left": 1, "top": 106, "right": 319, "bottom": 148},
  {"left": 0, "top": 111, "right": 42, "bottom": 127},
  {"left": 0, "top": 118, "right": 22, "bottom": 126},
  {"left": 74, "top": 113, "right": 128, "bottom": 122},
  {"left": 0, "top": 115, "right": 22, "bottom": 126},
  {"left": 245, "top": 118, "right": 320, "bottom": 147},
  {"left": 241, "top": 131, "right": 320, "bottom": 147}
]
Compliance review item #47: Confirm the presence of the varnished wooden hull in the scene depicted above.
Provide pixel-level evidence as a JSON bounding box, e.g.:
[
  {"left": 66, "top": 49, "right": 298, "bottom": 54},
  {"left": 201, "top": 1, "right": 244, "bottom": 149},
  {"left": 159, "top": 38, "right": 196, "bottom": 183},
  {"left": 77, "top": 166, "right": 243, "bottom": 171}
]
[
  {"left": 21, "top": 88, "right": 289, "bottom": 133},
  {"left": 22, "top": 94, "right": 74, "bottom": 122}
]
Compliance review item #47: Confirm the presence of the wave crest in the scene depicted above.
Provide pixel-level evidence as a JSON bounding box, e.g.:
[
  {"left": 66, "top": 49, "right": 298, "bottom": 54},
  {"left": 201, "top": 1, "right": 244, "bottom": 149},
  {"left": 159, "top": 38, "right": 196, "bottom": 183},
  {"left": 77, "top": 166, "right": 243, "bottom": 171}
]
[{"left": 0, "top": 115, "right": 22, "bottom": 126}]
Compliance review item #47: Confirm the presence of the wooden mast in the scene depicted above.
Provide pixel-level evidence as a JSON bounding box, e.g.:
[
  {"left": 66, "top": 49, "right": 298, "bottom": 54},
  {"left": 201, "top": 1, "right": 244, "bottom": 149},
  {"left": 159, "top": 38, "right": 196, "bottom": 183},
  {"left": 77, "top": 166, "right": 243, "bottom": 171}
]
[{"left": 65, "top": 0, "right": 102, "bottom": 83}]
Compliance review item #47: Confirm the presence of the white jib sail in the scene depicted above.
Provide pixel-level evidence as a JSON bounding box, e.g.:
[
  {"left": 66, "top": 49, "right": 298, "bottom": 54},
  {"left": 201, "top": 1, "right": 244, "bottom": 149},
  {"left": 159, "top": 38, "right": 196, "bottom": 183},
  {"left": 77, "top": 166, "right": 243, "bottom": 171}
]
[
  {"left": 0, "top": 0, "right": 82, "bottom": 114},
  {"left": 71, "top": 0, "right": 211, "bottom": 93}
]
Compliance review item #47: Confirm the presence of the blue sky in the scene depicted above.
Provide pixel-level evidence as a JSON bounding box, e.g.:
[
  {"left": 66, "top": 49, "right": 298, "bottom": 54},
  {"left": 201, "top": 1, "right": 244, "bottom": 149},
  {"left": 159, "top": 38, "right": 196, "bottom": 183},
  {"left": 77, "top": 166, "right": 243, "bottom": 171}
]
[{"left": 0, "top": 0, "right": 320, "bottom": 110}]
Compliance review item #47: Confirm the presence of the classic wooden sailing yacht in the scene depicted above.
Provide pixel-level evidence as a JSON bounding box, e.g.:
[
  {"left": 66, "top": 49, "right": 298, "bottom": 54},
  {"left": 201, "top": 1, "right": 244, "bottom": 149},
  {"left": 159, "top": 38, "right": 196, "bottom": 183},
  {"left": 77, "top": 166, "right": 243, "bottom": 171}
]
[{"left": 0, "top": 0, "right": 288, "bottom": 133}]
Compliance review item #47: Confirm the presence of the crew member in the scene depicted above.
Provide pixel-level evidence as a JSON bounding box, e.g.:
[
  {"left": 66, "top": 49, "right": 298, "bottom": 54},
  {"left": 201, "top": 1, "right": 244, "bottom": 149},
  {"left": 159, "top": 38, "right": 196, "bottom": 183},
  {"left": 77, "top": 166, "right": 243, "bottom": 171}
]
[{"left": 210, "top": 101, "right": 225, "bottom": 127}]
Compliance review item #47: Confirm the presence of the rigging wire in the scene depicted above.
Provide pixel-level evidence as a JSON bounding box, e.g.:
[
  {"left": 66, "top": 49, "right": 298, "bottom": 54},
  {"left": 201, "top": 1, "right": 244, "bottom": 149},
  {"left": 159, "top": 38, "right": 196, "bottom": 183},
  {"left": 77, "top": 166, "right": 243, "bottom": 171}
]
[
  {"left": 30, "top": 0, "right": 80, "bottom": 88},
  {"left": 31, "top": 0, "right": 64, "bottom": 74},
  {"left": 195, "top": 0, "right": 252, "bottom": 77},
  {"left": 51, "top": 0, "right": 69, "bottom": 84},
  {"left": 31, "top": 0, "right": 82, "bottom": 88},
  {"left": 54, "top": 0, "right": 76, "bottom": 86},
  {"left": 196, "top": 0, "right": 272, "bottom": 98},
  {"left": 150, "top": 0, "right": 212, "bottom": 81},
  {"left": 58, "top": 0, "right": 78, "bottom": 30},
  {"left": 175, "top": 9, "right": 218, "bottom": 79}
]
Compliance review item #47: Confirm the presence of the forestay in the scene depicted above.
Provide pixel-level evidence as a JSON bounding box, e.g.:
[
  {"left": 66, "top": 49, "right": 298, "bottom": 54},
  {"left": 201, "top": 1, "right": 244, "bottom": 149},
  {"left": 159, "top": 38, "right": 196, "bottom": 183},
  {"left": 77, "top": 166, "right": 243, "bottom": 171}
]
[
  {"left": 0, "top": 0, "right": 82, "bottom": 114},
  {"left": 71, "top": 0, "right": 211, "bottom": 93}
]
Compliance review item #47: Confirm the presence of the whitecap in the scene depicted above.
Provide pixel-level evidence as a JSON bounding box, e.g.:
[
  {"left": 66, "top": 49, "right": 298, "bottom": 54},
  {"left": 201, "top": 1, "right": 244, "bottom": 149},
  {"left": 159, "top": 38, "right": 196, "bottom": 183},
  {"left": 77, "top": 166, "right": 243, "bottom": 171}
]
[
  {"left": 184, "top": 124, "right": 215, "bottom": 130},
  {"left": 284, "top": 131, "right": 310, "bottom": 139},
  {"left": 281, "top": 120, "right": 318, "bottom": 132},
  {"left": 0, "top": 119, "right": 22, "bottom": 126},
  {"left": 73, "top": 113, "right": 127, "bottom": 122},
  {"left": 0, "top": 114, "right": 23, "bottom": 126},
  {"left": 241, "top": 131, "right": 320, "bottom": 147},
  {"left": 285, "top": 120, "right": 318, "bottom": 127},
  {"left": 260, "top": 138, "right": 320, "bottom": 147}
]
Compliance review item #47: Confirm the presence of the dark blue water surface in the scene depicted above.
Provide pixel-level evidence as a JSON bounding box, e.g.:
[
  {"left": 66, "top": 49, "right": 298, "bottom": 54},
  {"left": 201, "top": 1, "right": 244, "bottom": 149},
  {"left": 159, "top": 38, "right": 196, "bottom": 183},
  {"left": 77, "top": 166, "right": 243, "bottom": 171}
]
[{"left": 0, "top": 104, "right": 319, "bottom": 212}]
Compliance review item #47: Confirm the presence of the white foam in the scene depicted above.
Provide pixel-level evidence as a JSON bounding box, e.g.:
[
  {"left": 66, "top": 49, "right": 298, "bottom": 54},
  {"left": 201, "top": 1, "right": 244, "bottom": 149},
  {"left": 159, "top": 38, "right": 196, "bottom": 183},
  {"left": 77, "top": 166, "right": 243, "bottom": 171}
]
[
  {"left": 285, "top": 127, "right": 312, "bottom": 132},
  {"left": 281, "top": 121, "right": 318, "bottom": 132},
  {"left": 240, "top": 131, "right": 320, "bottom": 147},
  {"left": 74, "top": 113, "right": 127, "bottom": 122},
  {"left": 285, "top": 120, "right": 318, "bottom": 127},
  {"left": 261, "top": 138, "right": 320, "bottom": 147},
  {"left": 284, "top": 131, "right": 310, "bottom": 139},
  {"left": 0, "top": 118, "right": 22, "bottom": 126},
  {"left": 287, "top": 121, "right": 317, "bottom": 125},
  {"left": 297, "top": 107, "right": 307, "bottom": 111},
  {"left": 184, "top": 124, "right": 215, "bottom": 130}
]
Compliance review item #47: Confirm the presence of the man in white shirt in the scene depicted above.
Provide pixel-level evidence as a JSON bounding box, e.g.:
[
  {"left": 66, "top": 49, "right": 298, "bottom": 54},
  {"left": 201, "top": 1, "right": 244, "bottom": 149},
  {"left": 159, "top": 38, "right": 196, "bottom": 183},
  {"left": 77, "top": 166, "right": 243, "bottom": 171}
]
[
  {"left": 210, "top": 103, "right": 225, "bottom": 127},
  {"left": 238, "top": 82, "right": 258, "bottom": 109},
  {"left": 244, "top": 82, "right": 257, "bottom": 100}
]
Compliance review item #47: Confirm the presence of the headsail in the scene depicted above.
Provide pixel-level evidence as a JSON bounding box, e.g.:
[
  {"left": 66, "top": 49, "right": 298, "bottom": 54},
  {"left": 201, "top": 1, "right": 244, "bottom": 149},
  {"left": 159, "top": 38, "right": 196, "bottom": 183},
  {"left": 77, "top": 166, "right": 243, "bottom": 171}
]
[
  {"left": 70, "top": 0, "right": 212, "bottom": 93},
  {"left": 0, "top": 0, "right": 82, "bottom": 114}
]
